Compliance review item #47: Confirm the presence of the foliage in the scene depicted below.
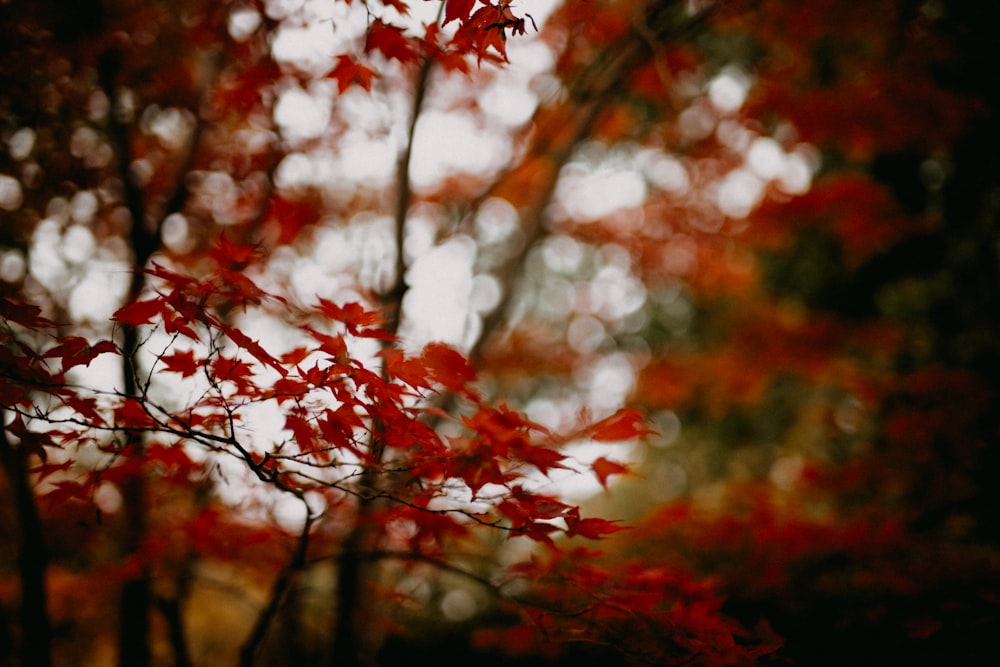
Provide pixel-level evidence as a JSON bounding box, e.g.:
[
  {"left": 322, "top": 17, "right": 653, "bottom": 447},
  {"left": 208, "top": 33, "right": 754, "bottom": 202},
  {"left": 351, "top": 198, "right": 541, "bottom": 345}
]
[{"left": 2, "top": 0, "right": 999, "bottom": 666}]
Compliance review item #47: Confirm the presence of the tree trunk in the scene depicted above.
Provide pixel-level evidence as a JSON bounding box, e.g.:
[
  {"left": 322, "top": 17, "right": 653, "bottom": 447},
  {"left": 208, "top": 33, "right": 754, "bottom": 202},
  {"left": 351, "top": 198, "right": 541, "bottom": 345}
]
[
  {"left": 0, "top": 426, "right": 53, "bottom": 667},
  {"left": 117, "top": 322, "right": 150, "bottom": 667}
]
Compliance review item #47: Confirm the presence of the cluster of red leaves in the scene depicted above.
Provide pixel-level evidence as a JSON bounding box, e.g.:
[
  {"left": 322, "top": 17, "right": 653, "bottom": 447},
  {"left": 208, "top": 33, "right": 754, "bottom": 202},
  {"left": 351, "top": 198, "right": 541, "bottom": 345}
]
[
  {"left": 746, "top": 174, "right": 933, "bottom": 266},
  {"left": 714, "top": 0, "right": 980, "bottom": 159},
  {"left": 620, "top": 478, "right": 1000, "bottom": 651},
  {"left": 474, "top": 544, "right": 782, "bottom": 666},
  {"left": 1, "top": 248, "right": 681, "bottom": 658},
  {"left": 635, "top": 299, "right": 898, "bottom": 415},
  {"left": 325, "top": 0, "right": 539, "bottom": 93}
]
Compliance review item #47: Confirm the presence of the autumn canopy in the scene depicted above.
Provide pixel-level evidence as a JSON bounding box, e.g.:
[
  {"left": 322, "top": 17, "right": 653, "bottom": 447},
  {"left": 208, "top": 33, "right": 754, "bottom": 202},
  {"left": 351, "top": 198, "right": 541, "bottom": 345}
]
[{"left": 1, "top": 0, "right": 998, "bottom": 666}]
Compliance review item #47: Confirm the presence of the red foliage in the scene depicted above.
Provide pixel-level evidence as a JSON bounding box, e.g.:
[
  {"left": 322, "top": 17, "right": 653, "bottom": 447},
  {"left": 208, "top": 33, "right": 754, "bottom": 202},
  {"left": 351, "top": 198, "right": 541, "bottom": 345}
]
[{"left": 3, "top": 0, "right": 997, "bottom": 665}]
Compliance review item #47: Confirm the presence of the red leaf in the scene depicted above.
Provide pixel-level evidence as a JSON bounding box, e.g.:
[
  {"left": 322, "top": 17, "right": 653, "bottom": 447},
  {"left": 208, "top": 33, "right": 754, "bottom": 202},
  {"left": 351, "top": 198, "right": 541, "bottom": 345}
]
[
  {"left": 67, "top": 395, "right": 106, "bottom": 427},
  {"left": 272, "top": 376, "right": 310, "bottom": 398},
  {"left": 220, "top": 323, "right": 288, "bottom": 377},
  {"left": 31, "top": 459, "right": 74, "bottom": 483},
  {"left": 505, "top": 486, "right": 571, "bottom": 521},
  {"left": 0, "top": 296, "right": 56, "bottom": 329},
  {"left": 444, "top": 0, "right": 477, "bottom": 25},
  {"left": 113, "top": 298, "right": 165, "bottom": 327},
  {"left": 366, "top": 19, "right": 418, "bottom": 63},
  {"left": 382, "top": 0, "right": 410, "bottom": 14},
  {"left": 146, "top": 262, "right": 196, "bottom": 289},
  {"left": 382, "top": 347, "right": 431, "bottom": 391},
  {"left": 318, "top": 405, "right": 362, "bottom": 454},
  {"left": 211, "top": 234, "right": 259, "bottom": 268},
  {"left": 315, "top": 299, "right": 386, "bottom": 337},
  {"left": 280, "top": 346, "right": 312, "bottom": 366},
  {"left": 460, "top": 5, "right": 509, "bottom": 62},
  {"left": 146, "top": 443, "right": 196, "bottom": 475},
  {"left": 590, "top": 408, "right": 655, "bottom": 442},
  {"left": 420, "top": 343, "right": 476, "bottom": 393},
  {"left": 327, "top": 55, "right": 377, "bottom": 93},
  {"left": 450, "top": 441, "right": 510, "bottom": 496},
  {"left": 565, "top": 508, "right": 630, "bottom": 540},
  {"left": 6, "top": 412, "right": 52, "bottom": 462},
  {"left": 163, "top": 313, "right": 201, "bottom": 341},
  {"left": 384, "top": 343, "right": 478, "bottom": 394},
  {"left": 515, "top": 443, "right": 569, "bottom": 476},
  {"left": 285, "top": 412, "right": 322, "bottom": 458},
  {"left": 43, "top": 337, "right": 118, "bottom": 372},
  {"left": 453, "top": 2, "right": 532, "bottom": 63},
  {"left": 118, "top": 399, "right": 157, "bottom": 430},
  {"left": 211, "top": 355, "right": 255, "bottom": 386},
  {"left": 591, "top": 456, "right": 631, "bottom": 489},
  {"left": 159, "top": 349, "right": 200, "bottom": 378},
  {"left": 303, "top": 325, "right": 348, "bottom": 360},
  {"left": 219, "top": 270, "right": 269, "bottom": 307}
]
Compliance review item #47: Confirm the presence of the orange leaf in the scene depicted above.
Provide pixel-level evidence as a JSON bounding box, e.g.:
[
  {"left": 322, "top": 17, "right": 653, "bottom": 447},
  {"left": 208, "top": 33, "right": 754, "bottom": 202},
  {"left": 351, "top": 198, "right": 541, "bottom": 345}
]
[
  {"left": 591, "top": 456, "right": 631, "bottom": 489},
  {"left": 590, "top": 408, "right": 655, "bottom": 442},
  {"left": 421, "top": 342, "right": 476, "bottom": 393},
  {"left": 327, "top": 55, "right": 377, "bottom": 93}
]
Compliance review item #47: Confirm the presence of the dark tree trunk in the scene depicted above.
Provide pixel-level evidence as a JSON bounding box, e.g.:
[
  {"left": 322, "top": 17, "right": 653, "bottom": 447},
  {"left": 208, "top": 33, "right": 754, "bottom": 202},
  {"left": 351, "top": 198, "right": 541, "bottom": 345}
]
[{"left": 0, "top": 427, "right": 53, "bottom": 667}]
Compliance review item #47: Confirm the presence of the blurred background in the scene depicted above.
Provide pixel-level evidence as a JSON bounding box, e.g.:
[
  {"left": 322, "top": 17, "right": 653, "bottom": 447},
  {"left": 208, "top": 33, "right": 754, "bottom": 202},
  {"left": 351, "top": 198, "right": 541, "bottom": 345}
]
[{"left": 2, "top": 0, "right": 999, "bottom": 665}]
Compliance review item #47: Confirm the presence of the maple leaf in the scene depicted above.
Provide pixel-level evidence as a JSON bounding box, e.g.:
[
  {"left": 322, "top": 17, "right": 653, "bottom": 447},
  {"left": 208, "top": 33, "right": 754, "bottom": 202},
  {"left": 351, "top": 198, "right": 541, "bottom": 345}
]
[
  {"left": 280, "top": 346, "right": 312, "bottom": 366},
  {"left": 327, "top": 54, "right": 377, "bottom": 93},
  {"left": 318, "top": 405, "right": 363, "bottom": 450},
  {"left": 589, "top": 408, "right": 655, "bottom": 442},
  {"left": 211, "top": 355, "right": 255, "bottom": 386},
  {"left": 453, "top": 2, "right": 538, "bottom": 63},
  {"left": 218, "top": 270, "right": 269, "bottom": 308},
  {"left": 382, "top": 347, "right": 432, "bottom": 391},
  {"left": 420, "top": 342, "right": 476, "bottom": 393},
  {"left": 564, "top": 508, "right": 630, "bottom": 540},
  {"left": 5, "top": 412, "right": 53, "bottom": 462},
  {"left": 591, "top": 456, "right": 631, "bottom": 489},
  {"left": 457, "top": 5, "right": 510, "bottom": 62},
  {"left": 211, "top": 234, "right": 259, "bottom": 269},
  {"left": 159, "top": 349, "right": 200, "bottom": 378},
  {"left": 31, "top": 459, "right": 74, "bottom": 483},
  {"left": 450, "top": 440, "right": 510, "bottom": 496},
  {"left": 113, "top": 297, "right": 165, "bottom": 328},
  {"left": 315, "top": 299, "right": 386, "bottom": 337},
  {"left": 444, "top": 0, "right": 477, "bottom": 25},
  {"left": 366, "top": 19, "right": 418, "bottom": 63},
  {"left": 302, "top": 326, "right": 349, "bottom": 362},
  {"left": 0, "top": 296, "right": 57, "bottom": 329},
  {"left": 162, "top": 313, "right": 201, "bottom": 341},
  {"left": 145, "top": 262, "right": 196, "bottom": 289},
  {"left": 219, "top": 322, "right": 288, "bottom": 377},
  {"left": 515, "top": 443, "right": 569, "bottom": 476},
  {"left": 42, "top": 337, "right": 118, "bottom": 372},
  {"left": 118, "top": 399, "right": 158, "bottom": 430},
  {"left": 285, "top": 412, "right": 322, "bottom": 458}
]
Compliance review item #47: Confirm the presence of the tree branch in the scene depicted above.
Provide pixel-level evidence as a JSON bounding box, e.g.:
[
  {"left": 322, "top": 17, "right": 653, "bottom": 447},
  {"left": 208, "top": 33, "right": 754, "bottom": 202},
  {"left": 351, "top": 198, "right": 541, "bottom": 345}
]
[{"left": 238, "top": 506, "right": 316, "bottom": 667}]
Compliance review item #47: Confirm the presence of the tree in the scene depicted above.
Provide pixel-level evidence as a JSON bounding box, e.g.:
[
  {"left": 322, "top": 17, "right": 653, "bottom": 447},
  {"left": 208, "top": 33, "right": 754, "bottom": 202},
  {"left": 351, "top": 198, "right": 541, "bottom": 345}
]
[
  {"left": 2, "top": 0, "right": 998, "bottom": 666},
  {"left": 601, "top": 1, "right": 1000, "bottom": 664},
  {"left": 0, "top": 1, "right": 768, "bottom": 665}
]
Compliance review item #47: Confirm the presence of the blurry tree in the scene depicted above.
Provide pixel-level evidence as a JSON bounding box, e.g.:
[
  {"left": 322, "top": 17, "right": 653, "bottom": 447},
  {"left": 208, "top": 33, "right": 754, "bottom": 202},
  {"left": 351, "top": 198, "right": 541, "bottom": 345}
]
[
  {"left": 1, "top": 0, "right": 998, "bottom": 666},
  {"left": 603, "top": 1, "right": 1000, "bottom": 665}
]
